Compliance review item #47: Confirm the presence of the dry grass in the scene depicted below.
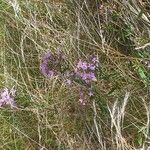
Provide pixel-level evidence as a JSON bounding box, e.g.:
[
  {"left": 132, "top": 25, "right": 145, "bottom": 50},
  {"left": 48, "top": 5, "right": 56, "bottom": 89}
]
[{"left": 0, "top": 0, "right": 150, "bottom": 149}]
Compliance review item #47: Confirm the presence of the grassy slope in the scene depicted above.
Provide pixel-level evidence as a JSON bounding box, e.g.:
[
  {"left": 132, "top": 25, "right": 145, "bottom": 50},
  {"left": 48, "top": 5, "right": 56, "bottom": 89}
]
[{"left": 0, "top": 0, "right": 150, "bottom": 149}]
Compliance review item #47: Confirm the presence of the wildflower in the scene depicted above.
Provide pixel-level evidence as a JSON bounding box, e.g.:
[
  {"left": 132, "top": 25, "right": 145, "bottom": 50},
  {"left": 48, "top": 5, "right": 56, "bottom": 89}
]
[
  {"left": 88, "top": 87, "right": 94, "bottom": 97},
  {"left": 88, "top": 63, "right": 96, "bottom": 70},
  {"left": 74, "top": 56, "right": 99, "bottom": 105},
  {"left": 142, "top": 60, "right": 150, "bottom": 69},
  {"left": 80, "top": 72, "right": 88, "bottom": 80},
  {"left": 78, "top": 88, "right": 93, "bottom": 105},
  {"left": 40, "top": 51, "right": 60, "bottom": 77},
  {"left": 88, "top": 72, "right": 97, "bottom": 81},
  {"left": 91, "top": 56, "right": 99, "bottom": 67},
  {"left": 79, "top": 98, "right": 86, "bottom": 105},
  {"left": 79, "top": 90, "right": 86, "bottom": 105},
  {"left": 40, "top": 51, "right": 99, "bottom": 105},
  {"left": 40, "top": 52, "right": 53, "bottom": 77},
  {"left": 74, "top": 56, "right": 98, "bottom": 83},
  {"left": 42, "top": 52, "right": 51, "bottom": 62},
  {"left": 77, "top": 60, "right": 88, "bottom": 70},
  {"left": 64, "top": 79, "right": 72, "bottom": 85},
  {"left": 0, "top": 88, "right": 16, "bottom": 108},
  {"left": 92, "top": 57, "right": 97, "bottom": 63},
  {"left": 40, "top": 62, "right": 55, "bottom": 77},
  {"left": 88, "top": 90, "right": 93, "bottom": 97}
]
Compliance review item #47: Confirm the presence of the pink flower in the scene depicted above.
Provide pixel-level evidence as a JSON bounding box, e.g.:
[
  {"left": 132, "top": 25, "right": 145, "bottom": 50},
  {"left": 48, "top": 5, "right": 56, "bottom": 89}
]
[
  {"left": 88, "top": 63, "right": 96, "bottom": 70},
  {"left": 0, "top": 88, "right": 16, "bottom": 108},
  {"left": 79, "top": 98, "right": 86, "bottom": 105},
  {"left": 64, "top": 79, "right": 71, "bottom": 85},
  {"left": 74, "top": 57, "right": 98, "bottom": 83},
  {"left": 77, "top": 60, "right": 88, "bottom": 70}
]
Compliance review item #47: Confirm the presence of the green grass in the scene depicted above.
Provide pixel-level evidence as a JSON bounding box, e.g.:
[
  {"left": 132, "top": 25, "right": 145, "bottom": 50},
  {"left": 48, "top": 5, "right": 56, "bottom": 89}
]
[{"left": 0, "top": 0, "right": 150, "bottom": 149}]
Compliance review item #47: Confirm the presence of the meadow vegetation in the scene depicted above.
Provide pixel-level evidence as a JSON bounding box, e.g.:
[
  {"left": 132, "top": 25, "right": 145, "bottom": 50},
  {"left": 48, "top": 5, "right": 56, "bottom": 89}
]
[{"left": 0, "top": 0, "right": 150, "bottom": 149}]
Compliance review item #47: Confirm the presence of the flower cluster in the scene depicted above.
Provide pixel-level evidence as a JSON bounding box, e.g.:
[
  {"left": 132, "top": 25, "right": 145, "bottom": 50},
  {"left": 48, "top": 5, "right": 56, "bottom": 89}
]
[
  {"left": 40, "top": 51, "right": 99, "bottom": 106},
  {"left": 74, "top": 56, "right": 98, "bottom": 84},
  {"left": 40, "top": 51, "right": 65, "bottom": 78},
  {"left": 74, "top": 56, "right": 99, "bottom": 105},
  {"left": 40, "top": 51, "right": 73, "bottom": 85},
  {"left": 40, "top": 52, "right": 55, "bottom": 77},
  {"left": 0, "top": 88, "right": 16, "bottom": 108}
]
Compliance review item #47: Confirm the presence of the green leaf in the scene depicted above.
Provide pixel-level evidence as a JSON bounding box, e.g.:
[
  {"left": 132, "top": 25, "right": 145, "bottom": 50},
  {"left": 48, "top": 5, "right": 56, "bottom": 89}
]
[{"left": 138, "top": 67, "right": 146, "bottom": 79}]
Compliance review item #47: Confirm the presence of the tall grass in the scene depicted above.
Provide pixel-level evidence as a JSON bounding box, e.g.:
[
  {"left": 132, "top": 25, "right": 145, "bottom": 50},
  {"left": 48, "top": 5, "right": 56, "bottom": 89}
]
[{"left": 0, "top": 0, "right": 150, "bottom": 149}]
